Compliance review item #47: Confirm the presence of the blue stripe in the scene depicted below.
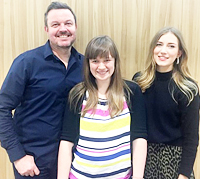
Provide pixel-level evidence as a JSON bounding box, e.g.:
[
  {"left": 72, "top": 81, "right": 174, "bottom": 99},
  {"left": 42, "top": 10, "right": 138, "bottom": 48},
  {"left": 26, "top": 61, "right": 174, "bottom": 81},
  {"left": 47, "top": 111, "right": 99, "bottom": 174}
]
[
  {"left": 74, "top": 148, "right": 130, "bottom": 161},
  {"left": 78, "top": 141, "right": 130, "bottom": 151},
  {"left": 71, "top": 165, "right": 131, "bottom": 178},
  {"left": 79, "top": 131, "right": 130, "bottom": 142}
]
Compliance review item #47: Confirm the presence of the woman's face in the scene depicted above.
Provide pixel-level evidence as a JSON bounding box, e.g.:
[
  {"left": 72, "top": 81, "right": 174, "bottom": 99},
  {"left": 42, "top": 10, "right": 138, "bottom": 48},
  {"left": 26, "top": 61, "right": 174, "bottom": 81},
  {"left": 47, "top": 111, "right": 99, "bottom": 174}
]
[
  {"left": 89, "top": 52, "right": 115, "bottom": 85},
  {"left": 153, "top": 32, "right": 182, "bottom": 72}
]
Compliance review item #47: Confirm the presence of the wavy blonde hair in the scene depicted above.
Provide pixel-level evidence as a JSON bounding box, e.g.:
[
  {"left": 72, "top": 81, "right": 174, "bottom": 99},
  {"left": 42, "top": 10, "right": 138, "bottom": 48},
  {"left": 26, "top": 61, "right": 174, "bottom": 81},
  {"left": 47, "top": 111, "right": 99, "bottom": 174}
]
[
  {"left": 69, "top": 35, "right": 130, "bottom": 117},
  {"left": 135, "top": 27, "right": 198, "bottom": 104}
]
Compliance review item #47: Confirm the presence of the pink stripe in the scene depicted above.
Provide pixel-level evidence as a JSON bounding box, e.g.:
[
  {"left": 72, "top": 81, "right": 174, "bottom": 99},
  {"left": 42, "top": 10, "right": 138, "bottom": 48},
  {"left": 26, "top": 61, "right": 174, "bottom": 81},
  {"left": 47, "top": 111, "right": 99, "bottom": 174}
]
[
  {"left": 70, "top": 169, "right": 131, "bottom": 179},
  {"left": 123, "top": 102, "right": 128, "bottom": 109},
  {"left": 82, "top": 101, "right": 128, "bottom": 109},
  {"left": 77, "top": 143, "right": 130, "bottom": 154},
  {"left": 82, "top": 101, "right": 128, "bottom": 117},
  {"left": 116, "top": 170, "right": 132, "bottom": 179},
  {"left": 69, "top": 172, "right": 77, "bottom": 179},
  {"left": 88, "top": 108, "right": 110, "bottom": 116}
]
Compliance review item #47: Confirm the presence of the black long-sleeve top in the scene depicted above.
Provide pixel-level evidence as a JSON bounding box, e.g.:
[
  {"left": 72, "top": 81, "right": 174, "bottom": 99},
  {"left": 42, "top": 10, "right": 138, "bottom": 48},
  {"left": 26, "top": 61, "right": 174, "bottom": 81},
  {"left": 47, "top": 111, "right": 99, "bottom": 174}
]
[
  {"left": 61, "top": 80, "right": 148, "bottom": 145},
  {"left": 133, "top": 71, "right": 199, "bottom": 178}
]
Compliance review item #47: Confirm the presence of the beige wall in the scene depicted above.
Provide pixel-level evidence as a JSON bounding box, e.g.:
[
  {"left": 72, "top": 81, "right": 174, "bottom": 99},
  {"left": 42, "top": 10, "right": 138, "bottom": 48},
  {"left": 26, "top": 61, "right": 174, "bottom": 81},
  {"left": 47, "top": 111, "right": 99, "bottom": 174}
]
[{"left": 0, "top": 0, "right": 200, "bottom": 178}]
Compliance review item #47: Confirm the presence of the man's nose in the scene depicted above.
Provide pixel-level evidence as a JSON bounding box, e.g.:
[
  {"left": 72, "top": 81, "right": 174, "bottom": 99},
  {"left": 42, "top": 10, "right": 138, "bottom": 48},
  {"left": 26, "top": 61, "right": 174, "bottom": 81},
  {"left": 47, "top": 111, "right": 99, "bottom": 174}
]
[{"left": 60, "top": 23, "right": 68, "bottom": 31}]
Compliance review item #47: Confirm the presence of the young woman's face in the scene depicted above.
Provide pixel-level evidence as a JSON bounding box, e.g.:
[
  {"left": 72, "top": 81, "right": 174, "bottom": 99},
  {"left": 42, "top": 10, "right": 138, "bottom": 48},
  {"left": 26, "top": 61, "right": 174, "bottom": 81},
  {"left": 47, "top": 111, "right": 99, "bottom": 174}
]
[
  {"left": 154, "top": 32, "right": 182, "bottom": 72},
  {"left": 89, "top": 52, "right": 115, "bottom": 85}
]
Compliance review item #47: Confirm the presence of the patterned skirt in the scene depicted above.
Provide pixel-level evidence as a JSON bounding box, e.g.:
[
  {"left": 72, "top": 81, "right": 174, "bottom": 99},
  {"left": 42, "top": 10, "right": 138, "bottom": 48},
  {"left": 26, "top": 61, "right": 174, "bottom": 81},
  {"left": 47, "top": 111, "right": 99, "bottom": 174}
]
[{"left": 144, "top": 143, "right": 195, "bottom": 179}]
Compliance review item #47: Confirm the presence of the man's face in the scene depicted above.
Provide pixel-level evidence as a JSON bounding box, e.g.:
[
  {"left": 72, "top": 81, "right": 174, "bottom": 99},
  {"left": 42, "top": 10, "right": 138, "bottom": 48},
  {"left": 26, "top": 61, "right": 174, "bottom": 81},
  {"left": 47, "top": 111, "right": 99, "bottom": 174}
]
[{"left": 45, "top": 9, "right": 77, "bottom": 50}]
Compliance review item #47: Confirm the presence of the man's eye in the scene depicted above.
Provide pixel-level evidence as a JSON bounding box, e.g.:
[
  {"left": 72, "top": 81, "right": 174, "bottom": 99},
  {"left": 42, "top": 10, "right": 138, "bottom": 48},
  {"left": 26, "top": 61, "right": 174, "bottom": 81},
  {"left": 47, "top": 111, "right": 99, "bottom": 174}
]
[
  {"left": 52, "top": 24, "right": 59, "bottom": 27},
  {"left": 66, "top": 22, "right": 73, "bottom": 25}
]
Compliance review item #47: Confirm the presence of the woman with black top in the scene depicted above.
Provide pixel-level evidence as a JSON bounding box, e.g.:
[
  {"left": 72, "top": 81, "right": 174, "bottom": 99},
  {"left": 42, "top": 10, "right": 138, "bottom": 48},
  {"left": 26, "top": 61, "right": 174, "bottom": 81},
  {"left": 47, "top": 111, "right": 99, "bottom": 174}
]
[{"left": 133, "top": 27, "right": 199, "bottom": 179}]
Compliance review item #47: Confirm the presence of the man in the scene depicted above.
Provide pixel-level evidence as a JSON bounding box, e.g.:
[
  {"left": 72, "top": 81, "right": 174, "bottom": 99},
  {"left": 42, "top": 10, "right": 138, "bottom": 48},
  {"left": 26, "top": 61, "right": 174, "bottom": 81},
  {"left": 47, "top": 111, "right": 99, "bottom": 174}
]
[{"left": 0, "top": 2, "right": 83, "bottom": 179}]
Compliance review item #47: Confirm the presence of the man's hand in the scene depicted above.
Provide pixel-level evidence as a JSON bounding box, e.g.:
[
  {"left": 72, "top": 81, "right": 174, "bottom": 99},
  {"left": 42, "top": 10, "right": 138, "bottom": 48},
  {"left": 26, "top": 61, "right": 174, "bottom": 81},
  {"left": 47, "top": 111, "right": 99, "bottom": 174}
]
[{"left": 14, "top": 155, "right": 40, "bottom": 177}]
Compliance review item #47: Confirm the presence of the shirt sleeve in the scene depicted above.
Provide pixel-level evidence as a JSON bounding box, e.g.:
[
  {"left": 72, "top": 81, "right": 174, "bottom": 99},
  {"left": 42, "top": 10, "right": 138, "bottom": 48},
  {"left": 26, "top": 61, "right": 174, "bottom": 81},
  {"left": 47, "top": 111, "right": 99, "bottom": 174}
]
[
  {"left": 132, "top": 71, "right": 141, "bottom": 81},
  {"left": 179, "top": 91, "right": 199, "bottom": 177},
  {"left": 0, "top": 54, "right": 28, "bottom": 162},
  {"left": 126, "top": 81, "right": 148, "bottom": 141},
  {"left": 60, "top": 99, "right": 81, "bottom": 144}
]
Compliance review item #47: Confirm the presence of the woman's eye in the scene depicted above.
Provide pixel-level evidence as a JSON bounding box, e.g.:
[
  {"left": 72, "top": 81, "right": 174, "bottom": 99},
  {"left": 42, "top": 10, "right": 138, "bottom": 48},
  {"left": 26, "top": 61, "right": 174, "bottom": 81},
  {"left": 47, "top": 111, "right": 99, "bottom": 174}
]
[
  {"left": 105, "top": 57, "right": 112, "bottom": 61},
  {"left": 156, "top": 43, "right": 162, "bottom": 46},
  {"left": 91, "top": 60, "right": 98, "bottom": 63}
]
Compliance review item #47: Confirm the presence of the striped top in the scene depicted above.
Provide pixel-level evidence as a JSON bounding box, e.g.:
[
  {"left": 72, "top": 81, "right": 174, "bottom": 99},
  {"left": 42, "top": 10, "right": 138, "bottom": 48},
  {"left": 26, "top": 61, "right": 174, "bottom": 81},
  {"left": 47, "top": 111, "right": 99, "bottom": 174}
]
[{"left": 69, "top": 92, "right": 132, "bottom": 179}]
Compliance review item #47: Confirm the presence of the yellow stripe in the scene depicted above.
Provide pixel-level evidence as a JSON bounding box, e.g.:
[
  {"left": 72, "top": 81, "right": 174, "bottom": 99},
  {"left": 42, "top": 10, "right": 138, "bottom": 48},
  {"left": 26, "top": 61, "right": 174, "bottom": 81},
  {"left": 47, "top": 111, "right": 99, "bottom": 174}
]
[
  {"left": 75, "top": 157, "right": 131, "bottom": 168},
  {"left": 80, "top": 115, "right": 130, "bottom": 132}
]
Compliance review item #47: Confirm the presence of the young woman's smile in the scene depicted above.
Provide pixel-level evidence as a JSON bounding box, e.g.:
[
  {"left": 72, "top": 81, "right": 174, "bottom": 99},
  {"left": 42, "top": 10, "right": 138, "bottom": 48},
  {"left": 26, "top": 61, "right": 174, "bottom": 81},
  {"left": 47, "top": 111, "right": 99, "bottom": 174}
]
[
  {"left": 89, "top": 53, "right": 115, "bottom": 85},
  {"left": 154, "top": 32, "right": 182, "bottom": 72}
]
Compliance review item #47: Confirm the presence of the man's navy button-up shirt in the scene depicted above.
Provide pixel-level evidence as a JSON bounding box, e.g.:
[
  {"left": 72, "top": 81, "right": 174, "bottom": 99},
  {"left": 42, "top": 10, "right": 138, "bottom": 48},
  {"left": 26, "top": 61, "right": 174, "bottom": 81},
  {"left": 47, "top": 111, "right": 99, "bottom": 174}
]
[{"left": 0, "top": 41, "right": 84, "bottom": 164}]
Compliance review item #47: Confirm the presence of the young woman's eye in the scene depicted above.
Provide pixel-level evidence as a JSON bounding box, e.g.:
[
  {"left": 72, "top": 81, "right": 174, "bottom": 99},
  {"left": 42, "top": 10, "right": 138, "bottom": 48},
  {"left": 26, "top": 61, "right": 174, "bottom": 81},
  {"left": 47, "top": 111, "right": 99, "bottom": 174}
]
[
  {"left": 156, "top": 43, "right": 162, "bottom": 46},
  {"left": 105, "top": 57, "right": 112, "bottom": 62},
  {"left": 91, "top": 59, "right": 98, "bottom": 63}
]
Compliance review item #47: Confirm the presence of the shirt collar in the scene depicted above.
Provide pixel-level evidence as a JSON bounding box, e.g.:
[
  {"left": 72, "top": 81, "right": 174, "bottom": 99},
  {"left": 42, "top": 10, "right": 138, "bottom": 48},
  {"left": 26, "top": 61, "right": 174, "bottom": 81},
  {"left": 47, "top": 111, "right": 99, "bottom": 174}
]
[
  {"left": 43, "top": 40, "right": 54, "bottom": 59},
  {"left": 155, "top": 70, "right": 172, "bottom": 81},
  {"left": 43, "top": 40, "right": 82, "bottom": 64}
]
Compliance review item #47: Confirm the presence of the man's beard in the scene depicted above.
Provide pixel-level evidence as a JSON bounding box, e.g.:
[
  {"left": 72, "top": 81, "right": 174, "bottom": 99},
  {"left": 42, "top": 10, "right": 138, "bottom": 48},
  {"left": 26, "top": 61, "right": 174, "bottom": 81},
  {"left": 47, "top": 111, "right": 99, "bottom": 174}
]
[{"left": 57, "top": 39, "right": 76, "bottom": 49}]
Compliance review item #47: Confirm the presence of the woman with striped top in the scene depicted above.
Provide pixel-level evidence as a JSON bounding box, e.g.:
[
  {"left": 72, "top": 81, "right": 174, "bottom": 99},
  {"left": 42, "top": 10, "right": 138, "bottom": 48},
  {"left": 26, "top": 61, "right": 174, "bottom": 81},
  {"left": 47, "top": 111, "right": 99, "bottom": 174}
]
[{"left": 57, "top": 35, "right": 147, "bottom": 179}]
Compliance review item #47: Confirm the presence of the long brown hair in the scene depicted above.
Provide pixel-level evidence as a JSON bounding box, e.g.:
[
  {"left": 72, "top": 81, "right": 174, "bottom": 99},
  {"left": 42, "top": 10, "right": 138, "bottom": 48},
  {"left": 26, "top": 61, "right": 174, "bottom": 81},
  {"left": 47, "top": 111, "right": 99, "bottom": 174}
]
[{"left": 69, "top": 35, "right": 130, "bottom": 117}]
